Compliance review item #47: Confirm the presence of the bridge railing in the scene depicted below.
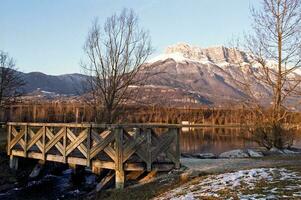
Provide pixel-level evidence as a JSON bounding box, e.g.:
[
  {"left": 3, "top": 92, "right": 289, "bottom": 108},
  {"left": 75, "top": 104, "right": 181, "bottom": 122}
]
[{"left": 7, "top": 122, "right": 180, "bottom": 188}]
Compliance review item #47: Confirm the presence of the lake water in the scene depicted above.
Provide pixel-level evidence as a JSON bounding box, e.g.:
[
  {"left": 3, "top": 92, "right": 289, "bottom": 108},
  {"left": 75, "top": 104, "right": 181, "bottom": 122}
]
[{"left": 180, "top": 127, "right": 301, "bottom": 154}]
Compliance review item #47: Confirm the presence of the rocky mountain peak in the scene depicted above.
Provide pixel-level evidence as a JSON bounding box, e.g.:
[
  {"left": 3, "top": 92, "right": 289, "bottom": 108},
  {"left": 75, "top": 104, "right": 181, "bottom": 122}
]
[
  {"left": 164, "top": 43, "right": 206, "bottom": 62},
  {"left": 154, "top": 43, "right": 250, "bottom": 64},
  {"left": 202, "top": 46, "right": 250, "bottom": 64}
]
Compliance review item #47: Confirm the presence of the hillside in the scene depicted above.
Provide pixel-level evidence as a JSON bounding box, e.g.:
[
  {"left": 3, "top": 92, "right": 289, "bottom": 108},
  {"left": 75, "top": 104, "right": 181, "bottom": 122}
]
[{"left": 18, "top": 43, "right": 301, "bottom": 109}]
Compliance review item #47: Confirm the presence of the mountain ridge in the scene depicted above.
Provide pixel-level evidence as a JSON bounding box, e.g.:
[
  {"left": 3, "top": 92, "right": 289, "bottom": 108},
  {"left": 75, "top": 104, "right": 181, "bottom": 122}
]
[{"left": 17, "top": 43, "right": 299, "bottom": 109}]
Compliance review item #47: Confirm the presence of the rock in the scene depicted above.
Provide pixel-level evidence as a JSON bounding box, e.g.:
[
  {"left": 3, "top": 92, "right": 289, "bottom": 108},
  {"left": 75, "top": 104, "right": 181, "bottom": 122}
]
[
  {"left": 282, "top": 149, "right": 298, "bottom": 154},
  {"left": 266, "top": 195, "right": 278, "bottom": 200},
  {"left": 247, "top": 149, "right": 264, "bottom": 158},
  {"left": 219, "top": 149, "right": 249, "bottom": 158},
  {"left": 193, "top": 153, "right": 217, "bottom": 159},
  {"left": 29, "top": 161, "right": 45, "bottom": 179},
  {"left": 269, "top": 147, "right": 284, "bottom": 154},
  {"left": 181, "top": 153, "right": 193, "bottom": 158}
]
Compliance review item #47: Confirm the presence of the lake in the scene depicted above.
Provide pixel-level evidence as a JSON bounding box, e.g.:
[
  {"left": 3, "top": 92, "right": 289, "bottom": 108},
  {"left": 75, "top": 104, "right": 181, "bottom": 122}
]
[{"left": 180, "top": 127, "right": 301, "bottom": 154}]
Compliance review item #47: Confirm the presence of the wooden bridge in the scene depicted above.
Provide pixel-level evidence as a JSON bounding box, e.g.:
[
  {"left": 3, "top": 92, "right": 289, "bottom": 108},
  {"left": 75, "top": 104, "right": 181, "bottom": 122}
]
[{"left": 6, "top": 122, "right": 180, "bottom": 189}]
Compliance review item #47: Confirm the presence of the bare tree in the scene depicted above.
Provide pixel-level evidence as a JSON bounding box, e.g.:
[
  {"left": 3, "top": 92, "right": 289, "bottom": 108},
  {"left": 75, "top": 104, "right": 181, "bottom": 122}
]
[
  {"left": 226, "top": 0, "right": 301, "bottom": 149},
  {"left": 82, "top": 9, "right": 152, "bottom": 123},
  {"left": 0, "top": 51, "right": 25, "bottom": 112},
  {"left": 245, "top": 0, "right": 301, "bottom": 122}
]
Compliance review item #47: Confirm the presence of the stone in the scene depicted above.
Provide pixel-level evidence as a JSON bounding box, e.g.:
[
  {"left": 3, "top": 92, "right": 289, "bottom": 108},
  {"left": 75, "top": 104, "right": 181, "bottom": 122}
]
[
  {"left": 219, "top": 149, "right": 249, "bottom": 158},
  {"left": 269, "top": 147, "right": 284, "bottom": 154},
  {"left": 181, "top": 153, "right": 193, "bottom": 158},
  {"left": 194, "top": 153, "right": 217, "bottom": 159},
  {"left": 266, "top": 195, "right": 278, "bottom": 200},
  {"left": 282, "top": 149, "right": 298, "bottom": 154},
  {"left": 247, "top": 149, "right": 264, "bottom": 158}
]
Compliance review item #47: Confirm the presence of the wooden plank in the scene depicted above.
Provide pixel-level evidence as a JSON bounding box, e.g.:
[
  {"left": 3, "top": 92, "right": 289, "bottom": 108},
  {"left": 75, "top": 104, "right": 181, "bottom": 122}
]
[
  {"left": 28, "top": 128, "right": 43, "bottom": 152},
  {"left": 146, "top": 128, "right": 152, "bottom": 171},
  {"left": 11, "top": 127, "right": 25, "bottom": 148},
  {"left": 151, "top": 129, "right": 178, "bottom": 165},
  {"left": 24, "top": 125, "right": 28, "bottom": 157},
  {"left": 123, "top": 129, "right": 148, "bottom": 163},
  {"left": 7, "top": 122, "right": 182, "bottom": 129},
  {"left": 42, "top": 126, "right": 46, "bottom": 161},
  {"left": 122, "top": 133, "right": 146, "bottom": 162},
  {"left": 151, "top": 133, "right": 174, "bottom": 161},
  {"left": 96, "top": 171, "right": 115, "bottom": 192},
  {"left": 10, "top": 128, "right": 25, "bottom": 150},
  {"left": 124, "top": 163, "right": 145, "bottom": 171},
  {"left": 92, "top": 160, "right": 115, "bottom": 170},
  {"left": 91, "top": 129, "right": 116, "bottom": 162},
  {"left": 67, "top": 156, "right": 87, "bottom": 166},
  {"left": 126, "top": 171, "right": 145, "bottom": 180},
  {"left": 45, "top": 127, "right": 65, "bottom": 154},
  {"left": 103, "top": 146, "right": 116, "bottom": 162},
  {"left": 86, "top": 126, "right": 91, "bottom": 167},
  {"left": 7, "top": 125, "right": 12, "bottom": 155},
  {"left": 138, "top": 170, "right": 157, "bottom": 184},
  {"left": 27, "top": 127, "right": 43, "bottom": 150},
  {"left": 173, "top": 128, "right": 180, "bottom": 169},
  {"left": 90, "top": 131, "right": 114, "bottom": 159},
  {"left": 63, "top": 126, "right": 67, "bottom": 163},
  {"left": 66, "top": 128, "right": 87, "bottom": 157},
  {"left": 114, "top": 128, "right": 124, "bottom": 189},
  {"left": 45, "top": 127, "right": 64, "bottom": 154},
  {"left": 66, "top": 128, "right": 87, "bottom": 158},
  {"left": 152, "top": 163, "right": 174, "bottom": 171},
  {"left": 11, "top": 150, "right": 25, "bottom": 157}
]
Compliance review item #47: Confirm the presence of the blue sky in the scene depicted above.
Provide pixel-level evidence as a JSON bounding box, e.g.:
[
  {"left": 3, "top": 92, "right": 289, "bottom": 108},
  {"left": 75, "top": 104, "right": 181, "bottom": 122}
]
[{"left": 0, "top": 0, "right": 260, "bottom": 75}]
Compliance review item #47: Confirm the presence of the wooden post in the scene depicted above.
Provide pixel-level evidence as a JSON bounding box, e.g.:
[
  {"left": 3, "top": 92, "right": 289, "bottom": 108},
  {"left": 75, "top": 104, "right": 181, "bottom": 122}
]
[
  {"left": 86, "top": 125, "right": 91, "bottom": 167},
  {"left": 63, "top": 126, "right": 67, "bottom": 163},
  {"left": 24, "top": 125, "right": 28, "bottom": 157},
  {"left": 146, "top": 128, "right": 152, "bottom": 171},
  {"left": 114, "top": 127, "right": 124, "bottom": 189},
  {"left": 7, "top": 125, "right": 12, "bottom": 155},
  {"left": 42, "top": 126, "right": 46, "bottom": 161},
  {"left": 9, "top": 155, "right": 18, "bottom": 170},
  {"left": 174, "top": 128, "right": 180, "bottom": 169}
]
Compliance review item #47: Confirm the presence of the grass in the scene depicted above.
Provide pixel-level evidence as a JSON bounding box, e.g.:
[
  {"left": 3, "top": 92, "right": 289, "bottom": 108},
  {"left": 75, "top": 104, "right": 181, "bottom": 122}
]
[
  {"left": 95, "top": 171, "right": 185, "bottom": 200},
  {"left": 93, "top": 156, "right": 301, "bottom": 200}
]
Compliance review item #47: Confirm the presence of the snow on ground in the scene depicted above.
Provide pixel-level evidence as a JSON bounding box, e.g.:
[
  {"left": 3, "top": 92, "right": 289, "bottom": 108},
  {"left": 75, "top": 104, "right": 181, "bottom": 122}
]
[{"left": 154, "top": 168, "right": 301, "bottom": 200}]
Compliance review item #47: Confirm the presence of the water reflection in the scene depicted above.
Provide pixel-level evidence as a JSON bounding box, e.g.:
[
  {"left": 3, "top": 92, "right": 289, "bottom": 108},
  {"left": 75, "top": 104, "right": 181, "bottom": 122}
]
[{"left": 180, "top": 127, "right": 257, "bottom": 154}]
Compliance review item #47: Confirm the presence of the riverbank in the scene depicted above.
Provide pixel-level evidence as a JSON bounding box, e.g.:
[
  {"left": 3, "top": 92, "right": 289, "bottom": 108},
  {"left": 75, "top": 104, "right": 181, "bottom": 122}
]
[
  {"left": 93, "top": 155, "right": 301, "bottom": 200},
  {"left": 2, "top": 150, "right": 301, "bottom": 199},
  {"left": 2, "top": 125, "right": 301, "bottom": 200}
]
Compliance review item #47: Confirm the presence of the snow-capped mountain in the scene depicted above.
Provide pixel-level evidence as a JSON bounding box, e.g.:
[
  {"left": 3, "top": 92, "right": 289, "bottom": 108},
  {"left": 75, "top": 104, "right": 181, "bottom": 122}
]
[
  {"left": 18, "top": 43, "right": 300, "bottom": 108},
  {"left": 142, "top": 43, "right": 273, "bottom": 106}
]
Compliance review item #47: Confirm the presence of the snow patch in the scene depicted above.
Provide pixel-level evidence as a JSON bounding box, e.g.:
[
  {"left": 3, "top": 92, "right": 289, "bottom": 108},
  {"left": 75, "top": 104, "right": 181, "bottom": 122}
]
[{"left": 154, "top": 168, "right": 301, "bottom": 200}]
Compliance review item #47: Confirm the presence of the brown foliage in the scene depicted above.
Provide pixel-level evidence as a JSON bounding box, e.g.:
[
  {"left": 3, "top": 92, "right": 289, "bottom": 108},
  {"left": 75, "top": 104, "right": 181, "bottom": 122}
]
[{"left": 250, "top": 121, "right": 295, "bottom": 149}]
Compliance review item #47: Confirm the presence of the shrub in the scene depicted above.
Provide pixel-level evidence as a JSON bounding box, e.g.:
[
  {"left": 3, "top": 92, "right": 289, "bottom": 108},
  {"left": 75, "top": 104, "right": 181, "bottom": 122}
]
[{"left": 250, "top": 122, "right": 295, "bottom": 150}]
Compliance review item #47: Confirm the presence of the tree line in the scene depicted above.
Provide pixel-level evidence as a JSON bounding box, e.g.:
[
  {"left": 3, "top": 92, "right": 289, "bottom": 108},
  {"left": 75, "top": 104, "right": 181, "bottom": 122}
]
[{"left": 2, "top": 103, "right": 301, "bottom": 125}]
